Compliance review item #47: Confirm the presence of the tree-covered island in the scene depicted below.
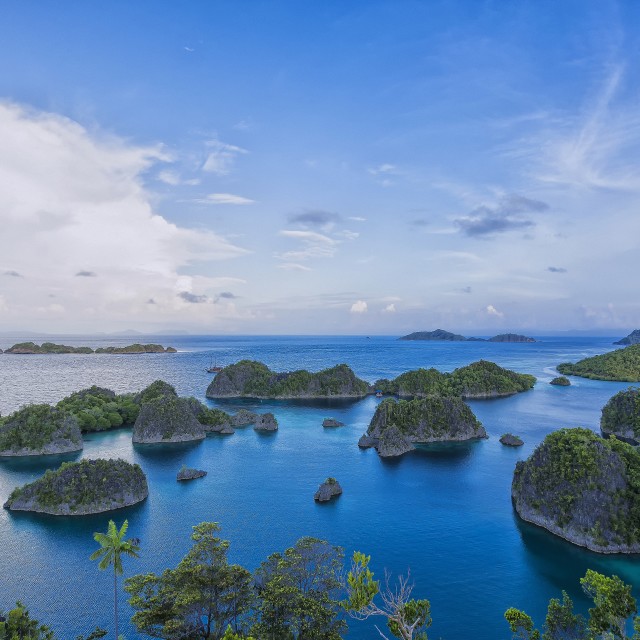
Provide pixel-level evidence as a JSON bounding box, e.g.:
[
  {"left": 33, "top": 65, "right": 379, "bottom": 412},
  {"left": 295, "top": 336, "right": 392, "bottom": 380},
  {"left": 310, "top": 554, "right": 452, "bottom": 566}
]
[
  {"left": 2, "top": 342, "right": 176, "bottom": 354},
  {"left": 557, "top": 344, "right": 640, "bottom": 382},
  {"left": 360, "top": 396, "right": 486, "bottom": 457},
  {"left": 4, "top": 458, "right": 148, "bottom": 515},
  {"left": 512, "top": 428, "right": 640, "bottom": 553},
  {"left": 600, "top": 387, "right": 640, "bottom": 445}
]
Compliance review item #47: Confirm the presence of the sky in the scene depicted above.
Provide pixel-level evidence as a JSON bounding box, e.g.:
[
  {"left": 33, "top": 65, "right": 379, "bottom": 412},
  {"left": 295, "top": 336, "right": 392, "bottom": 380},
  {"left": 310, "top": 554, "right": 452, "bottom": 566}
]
[{"left": 0, "top": 0, "right": 639, "bottom": 335}]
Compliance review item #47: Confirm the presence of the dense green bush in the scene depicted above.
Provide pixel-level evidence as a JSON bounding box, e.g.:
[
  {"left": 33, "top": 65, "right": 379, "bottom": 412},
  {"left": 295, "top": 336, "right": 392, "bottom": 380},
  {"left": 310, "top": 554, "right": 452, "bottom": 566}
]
[{"left": 601, "top": 388, "right": 640, "bottom": 439}]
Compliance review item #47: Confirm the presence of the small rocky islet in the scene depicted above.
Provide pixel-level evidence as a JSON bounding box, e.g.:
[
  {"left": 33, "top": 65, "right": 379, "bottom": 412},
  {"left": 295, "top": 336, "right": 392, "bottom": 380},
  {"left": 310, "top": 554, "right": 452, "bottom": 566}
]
[
  {"left": 177, "top": 466, "right": 207, "bottom": 481},
  {"left": 500, "top": 433, "right": 524, "bottom": 446},
  {"left": 314, "top": 477, "right": 342, "bottom": 502},
  {"left": 512, "top": 428, "right": 640, "bottom": 553},
  {"left": 550, "top": 376, "right": 571, "bottom": 386},
  {"left": 600, "top": 387, "right": 640, "bottom": 445},
  {"left": 4, "top": 458, "right": 148, "bottom": 515}
]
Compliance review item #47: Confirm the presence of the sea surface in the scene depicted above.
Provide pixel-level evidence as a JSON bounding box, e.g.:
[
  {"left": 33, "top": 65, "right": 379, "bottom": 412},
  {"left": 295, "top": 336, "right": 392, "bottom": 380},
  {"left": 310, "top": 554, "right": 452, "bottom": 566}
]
[{"left": 0, "top": 334, "right": 638, "bottom": 639}]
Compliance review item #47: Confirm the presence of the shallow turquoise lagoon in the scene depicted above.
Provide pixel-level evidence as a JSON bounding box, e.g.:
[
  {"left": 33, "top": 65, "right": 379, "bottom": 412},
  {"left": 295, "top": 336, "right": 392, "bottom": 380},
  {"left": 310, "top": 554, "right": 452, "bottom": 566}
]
[{"left": 1, "top": 335, "right": 638, "bottom": 639}]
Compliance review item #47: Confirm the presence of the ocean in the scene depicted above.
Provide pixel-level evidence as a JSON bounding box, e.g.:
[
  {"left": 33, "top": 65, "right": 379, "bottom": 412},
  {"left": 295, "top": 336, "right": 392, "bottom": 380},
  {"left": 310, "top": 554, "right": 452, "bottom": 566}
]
[{"left": 0, "top": 334, "right": 637, "bottom": 639}]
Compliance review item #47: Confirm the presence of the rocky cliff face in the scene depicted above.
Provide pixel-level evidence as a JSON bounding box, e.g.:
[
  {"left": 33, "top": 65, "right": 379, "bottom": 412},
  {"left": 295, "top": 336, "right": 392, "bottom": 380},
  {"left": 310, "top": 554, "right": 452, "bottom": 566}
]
[
  {"left": 512, "top": 428, "right": 640, "bottom": 553},
  {"left": 206, "top": 360, "right": 371, "bottom": 399},
  {"left": 314, "top": 478, "right": 342, "bottom": 502},
  {"left": 366, "top": 397, "right": 486, "bottom": 457},
  {"left": 132, "top": 396, "right": 206, "bottom": 443},
  {"left": 254, "top": 413, "right": 278, "bottom": 431},
  {"left": 601, "top": 388, "right": 640, "bottom": 445},
  {"left": 0, "top": 405, "right": 83, "bottom": 456},
  {"left": 4, "top": 458, "right": 148, "bottom": 515}
]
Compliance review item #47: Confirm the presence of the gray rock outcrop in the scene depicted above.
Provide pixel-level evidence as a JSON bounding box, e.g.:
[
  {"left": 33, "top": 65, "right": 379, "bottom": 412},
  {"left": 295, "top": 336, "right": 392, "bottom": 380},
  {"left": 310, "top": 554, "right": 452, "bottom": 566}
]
[
  {"left": 500, "top": 433, "right": 524, "bottom": 446},
  {"left": 614, "top": 330, "right": 640, "bottom": 345},
  {"left": 314, "top": 478, "right": 343, "bottom": 502},
  {"left": 132, "top": 396, "right": 206, "bottom": 444},
  {"left": 322, "top": 418, "right": 345, "bottom": 428},
  {"left": 177, "top": 467, "right": 207, "bottom": 481},
  {"left": 358, "top": 434, "right": 378, "bottom": 449},
  {"left": 254, "top": 413, "right": 278, "bottom": 431}
]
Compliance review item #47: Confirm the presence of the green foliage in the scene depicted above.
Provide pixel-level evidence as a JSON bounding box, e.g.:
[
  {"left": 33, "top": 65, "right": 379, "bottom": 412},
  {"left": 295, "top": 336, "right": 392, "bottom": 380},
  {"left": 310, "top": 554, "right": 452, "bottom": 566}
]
[
  {"left": 95, "top": 343, "right": 173, "bottom": 354},
  {"left": 601, "top": 387, "right": 640, "bottom": 438},
  {"left": 507, "top": 571, "right": 639, "bottom": 640},
  {"left": 75, "top": 629, "right": 108, "bottom": 640},
  {"left": 57, "top": 386, "right": 140, "bottom": 433},
  {"left": 343, "top": 552, "right": 380, "bottom": 612},
  {"left": 0, "top": 601, "right": 55, "bottom": 640},
  {"left": 6, "top": 459, "right": 147, "bottom": 513},
  {"left": 221, "top": 628, "right": 255, "bottom": 640},
  {"left": 0, "top": 404, "right": 81, "bottom": 453},
  {"left": 6, "top": 341, "right": 94, "bottom": 354},
  {"left": 198, "top": 407, "right": 232, "bottom": 427},
  {"left": 550, "top": 376, "right": 571, "bottom": 386},
  {"left": 126, "top": 522, "right": 253, "bottom": 640},
  {"left": 134, "top": 380, "right": 178, "bottom": 405},
  {"left": 252, "top": 537, "right": 346, "bottom": 640},
  {"left": 558, "top": 345, "right": 640, "bottom": 382}
]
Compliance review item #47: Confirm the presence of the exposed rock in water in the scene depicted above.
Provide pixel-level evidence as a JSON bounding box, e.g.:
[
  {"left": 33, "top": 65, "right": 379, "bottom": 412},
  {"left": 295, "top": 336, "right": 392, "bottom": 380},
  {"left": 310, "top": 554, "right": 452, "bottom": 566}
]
[
  {"left": 177, "top": 467, "right": 207, "bottom": 481},
  {"left": 488, "top": 333, "right": 536, "bottom": 343},
  {"left": 322, "top": 418, "right": 345, "bottom": 428},
  {"left": 4, "top": 458, "right": 148, "bottom": 515},
  {"left": 314, "top": 477, "right": 343, "bottom": 502},
  {"left": 377, "top": 426, "right": 416, "bottom": 457},
  {"left": 358, "top": 434, "right": 378, "bottom": 449},
  {"left": 254, "top": 413, "right": 278, "bottom": 431},
  {"left": 0, "top": 405, "right": 83, "bottom": 456},
  {"left": 601, "top": 388, "right": 640, "bottom": 445},
  {"left": 500, "top": 433, "right": 524, "bottom": 446},
  {"left": 550, "top": 376, "right": 571, "bottom": 386},
  {"left": 206, "top": 360, "right": 371, "bottom": 399},
  {"left": 367, "top": 396, "right": 486, "bottom": 458},
  {"left": 230, "top": 409, "right": 260, "bottom": 427},
  {"left": 614, "top": 330, "right": 640, "bottom": 346},
  {"left": 512, "top": 428, "right": 640, "bottom": 553},
  {"left": 132, "top": 396, "right": 206, "bottom": 444}
]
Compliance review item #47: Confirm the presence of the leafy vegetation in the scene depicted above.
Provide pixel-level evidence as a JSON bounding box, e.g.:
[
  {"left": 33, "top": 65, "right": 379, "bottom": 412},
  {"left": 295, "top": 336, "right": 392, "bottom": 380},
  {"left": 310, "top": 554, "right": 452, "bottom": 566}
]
[
  {"left": 557, "top": 345, "right": 640, "bottom": 382},
  {"left": 550, "top": 376, "right": 571, "bottom": 386},
  {"left": 134, "top": 379, "right": 178, "bottom": 405},
  {"left": 56, "top": 386, "right": 139, "bottom": 432},
  {"left": 3, "top": 342, "right": 175, "bottom": 354},
  {"left": 94, "top": 343, "right": 176, "bottom": 354},
  {"left": 601, "top": 387, "right": 640, "bottom": 440},
  {"left": 0, "top": 404, "right": 82, "bottom": 454},
  {"left": 5, "top": 458, "right": 148, "bottom": 514}
]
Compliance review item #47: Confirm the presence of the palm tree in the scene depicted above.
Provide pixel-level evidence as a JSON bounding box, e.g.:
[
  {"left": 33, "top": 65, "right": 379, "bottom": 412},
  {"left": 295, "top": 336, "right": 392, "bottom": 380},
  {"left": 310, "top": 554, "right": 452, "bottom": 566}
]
[{"left": 90, "top": 520, "right": 140, "bottom": 639}]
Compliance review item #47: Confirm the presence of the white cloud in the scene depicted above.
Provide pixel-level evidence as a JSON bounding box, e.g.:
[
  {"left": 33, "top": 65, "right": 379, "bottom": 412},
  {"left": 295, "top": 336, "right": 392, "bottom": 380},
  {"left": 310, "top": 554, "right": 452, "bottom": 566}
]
[
  {"left": 0, "top": 101, "right": 248, "bottom": 330},
  {"left": 348, "top": 216, "right": 367, "bottom": 222},
  {"left": 383, "top": 303, "right": 396, "bottom": 313},
  {"left": 276, "top": 230, "right": 338, "bottom": 261},
  {"left": 195, "top": 193, "right": 256, "bottom": 205},
  {"left": 350, "top": 300, "right": 368, "bottom": 314},
  {"left": 368, "top": 163, "right": 398, "bottom": 175},
  {"left": 202, "top": 139, "right": 248, "bottom": 175},
  {"left": 486, "top": 304, "right": 504, "bottom": 318},
  {"left": 277, "top": 263, "right": 312, "bottom": 271}
]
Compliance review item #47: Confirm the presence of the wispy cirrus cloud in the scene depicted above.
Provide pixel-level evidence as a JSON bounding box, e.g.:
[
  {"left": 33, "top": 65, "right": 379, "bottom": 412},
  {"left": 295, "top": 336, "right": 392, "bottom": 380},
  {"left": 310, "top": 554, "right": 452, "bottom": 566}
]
[
  {"left": 195, "top": 193, "right": 255, "bottom": 205},
  {"left": 277, "top": 230, "right": 338, "bottom": 261},
  {"left": 202, "top": 139, "right": 248, "bottom": 175}
]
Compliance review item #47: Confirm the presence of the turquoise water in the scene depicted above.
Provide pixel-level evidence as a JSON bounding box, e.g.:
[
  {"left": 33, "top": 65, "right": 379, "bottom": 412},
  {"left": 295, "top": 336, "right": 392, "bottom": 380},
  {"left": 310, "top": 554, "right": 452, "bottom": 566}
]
[{"left": 0, "top": 334, "right": 638, "bottom": 639}]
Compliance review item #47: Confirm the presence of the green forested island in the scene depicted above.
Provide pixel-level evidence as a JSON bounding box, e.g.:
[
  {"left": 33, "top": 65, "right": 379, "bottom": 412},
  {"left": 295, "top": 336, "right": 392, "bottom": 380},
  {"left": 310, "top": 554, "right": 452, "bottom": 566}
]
[
  {"left": 361, "top": 396, "right": 486, "bottom": 457},
  {"left": 399, "top": 329, "right": 535, "bottom": 342},
  {"left": 375, "top": 360, "right": 536, "bottom": 399},
  {"left": 550, "top": 376, "right": 571, "bottom": 386},
  {"left": 0, "top": 405, "right": 83, "bottom": 456},
  {"left": 206, "top": 361, "right": 371, "bottom": 399},
  {"left": 2, "top": 342, "right": 176, "bottom": 354},
  {"left": 4, "top": 458, "right": 148, "bottom": 515},
  {"left": 601, "top": 388, "right": 640, "bottom": 444},
  {"left": 512, "top": 428, "right": 640, "bottom": 553},
  {"left": 614, "top": 329, "right": 640, "bottom": 345},
  {"left": 557, "top": 344, "right": 640, "bottom": 381}
]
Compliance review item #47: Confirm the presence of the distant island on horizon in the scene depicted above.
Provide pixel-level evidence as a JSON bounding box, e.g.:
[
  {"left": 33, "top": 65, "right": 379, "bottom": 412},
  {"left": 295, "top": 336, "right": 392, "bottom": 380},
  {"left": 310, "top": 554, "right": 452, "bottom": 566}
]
[{"left": 399, "top": 329, "right": 536, "bottom": 343}]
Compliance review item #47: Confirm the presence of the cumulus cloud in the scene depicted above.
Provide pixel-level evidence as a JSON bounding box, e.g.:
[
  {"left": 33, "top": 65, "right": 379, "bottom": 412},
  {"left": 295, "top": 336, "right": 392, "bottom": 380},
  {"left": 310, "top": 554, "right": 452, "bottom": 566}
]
[
  {"left": 350, "top": 300, "right": 368, "bottom": 314},
  {"left": 548, "top": 266, "right": 567, "bottom": 273},
  {"left": 382, "top": 303, "right": 396, "bottom": 313},
  {"left": 196, "top": 193, "right": 255, "bottom": 205},
  {"left": 455, "top": 194, "right": 549, "bottom": 237},
  {"left": 0, "top": 101, "right": 248, "bottom": 330},
  {"left": 486, "top": 304, "right": 504, "bottom": 318},
  {"left": 202, "top": 139, "right": 247, "bottom": 175},
  {"left": 76, "top": 270, "right": 97, "bottom": 277}
]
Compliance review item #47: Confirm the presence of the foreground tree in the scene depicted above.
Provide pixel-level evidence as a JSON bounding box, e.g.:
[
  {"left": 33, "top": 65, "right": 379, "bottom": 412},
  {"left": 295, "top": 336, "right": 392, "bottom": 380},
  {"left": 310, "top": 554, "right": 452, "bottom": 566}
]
[
  {"left": 0, "top": 602, "right": 54, "bottom": 640},
  {"left": 125, "top": 522, "right": 253, "bottom": 640},
  {"left": 251, "top": 537, "right": 346, "bottom": 640},
  {"left": 343, "top": 552, "right": 431, "bottom": 640},
  {"left": 90, "top": 519, "right": 140, "bottom": 640},
  {"left": 505, "top": 570, "right": 639, "bottom": 640}
]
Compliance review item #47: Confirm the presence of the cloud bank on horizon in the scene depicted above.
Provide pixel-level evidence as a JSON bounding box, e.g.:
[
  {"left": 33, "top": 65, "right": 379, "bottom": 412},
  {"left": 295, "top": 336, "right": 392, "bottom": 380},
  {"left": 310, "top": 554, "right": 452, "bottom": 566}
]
[{"left": 0, "top": 1, "right": 639, "bottom": 334}]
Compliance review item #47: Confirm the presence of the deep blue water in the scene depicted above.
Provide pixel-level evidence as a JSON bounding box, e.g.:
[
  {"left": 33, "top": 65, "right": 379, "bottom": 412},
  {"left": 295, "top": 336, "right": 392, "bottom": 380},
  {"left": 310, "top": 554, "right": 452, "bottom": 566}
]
[{"left": 0, "top": 334, "right": 638, "bottom": 639}]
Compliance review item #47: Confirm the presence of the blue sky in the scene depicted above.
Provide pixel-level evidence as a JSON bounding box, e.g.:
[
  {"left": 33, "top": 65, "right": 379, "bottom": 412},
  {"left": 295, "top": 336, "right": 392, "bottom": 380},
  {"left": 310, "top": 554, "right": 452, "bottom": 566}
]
[{"left": 0, "top": 0, "right": 639, "bottom": 334}]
